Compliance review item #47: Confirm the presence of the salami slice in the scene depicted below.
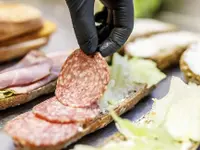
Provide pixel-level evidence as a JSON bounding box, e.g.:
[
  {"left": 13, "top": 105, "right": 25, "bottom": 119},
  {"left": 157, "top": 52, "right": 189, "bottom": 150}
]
[
  {"left": 55, "top": 49, "right": 110, "bottom": 108},
  {"left": 4, "top": 112, "right": 78, "bottom": 147},
  {"left": 33, "top": 97, "right": 100, "bottom": 123}
]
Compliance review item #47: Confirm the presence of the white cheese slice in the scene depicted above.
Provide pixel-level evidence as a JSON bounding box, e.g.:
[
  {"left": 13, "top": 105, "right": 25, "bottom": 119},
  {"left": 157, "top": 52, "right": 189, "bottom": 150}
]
[
  {"left": 183, "top": 43, "right": 200, "bottom": 75},
  {"left": 125, "top": 31, "right": 200, "bottom": 58}
]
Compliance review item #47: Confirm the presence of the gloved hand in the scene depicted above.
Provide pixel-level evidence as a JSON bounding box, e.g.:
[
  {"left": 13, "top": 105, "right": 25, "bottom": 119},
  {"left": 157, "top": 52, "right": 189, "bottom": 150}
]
[
  {"left": 65, "top": 0, "right": 134, "bottom": 57},
  {"left": 0, "top": 132, "right": 15, "bottom": 150}
]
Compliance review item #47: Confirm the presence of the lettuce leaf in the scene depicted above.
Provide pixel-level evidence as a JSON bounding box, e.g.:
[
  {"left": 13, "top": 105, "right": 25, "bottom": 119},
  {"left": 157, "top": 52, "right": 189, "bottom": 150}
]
[
  {"left": 0, "top": 89, "right": 15, "bottom": 99},
  {"left": 152, "top": 77, "right": 200, "bottom": 142},
  {"left": 99, "top": 53, "right": 165, "bottom": 111}
]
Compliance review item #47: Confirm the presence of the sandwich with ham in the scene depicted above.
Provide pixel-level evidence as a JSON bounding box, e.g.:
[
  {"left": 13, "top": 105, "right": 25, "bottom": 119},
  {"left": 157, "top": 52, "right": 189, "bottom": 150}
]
[
  {"left": 3, "top": 50, "right": 166, "bottom": 150},
  {"left": 0, "top": 3, "right": 56, "bottom": 63},
  {"left": 0, "top": 50, "right": 71, "bottom": 110}
]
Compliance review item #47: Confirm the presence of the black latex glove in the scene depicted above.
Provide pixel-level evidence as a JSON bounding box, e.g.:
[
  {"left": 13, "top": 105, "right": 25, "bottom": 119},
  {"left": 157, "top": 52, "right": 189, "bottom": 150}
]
[{"left": 65, "top": 0, "right": 134, "bottom": 57}]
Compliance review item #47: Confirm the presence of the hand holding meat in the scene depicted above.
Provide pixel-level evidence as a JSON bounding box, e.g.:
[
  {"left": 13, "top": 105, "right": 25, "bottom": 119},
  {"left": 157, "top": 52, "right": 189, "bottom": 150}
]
[{"left": 65, "top": 0, "right": 134, "bottom": 57}]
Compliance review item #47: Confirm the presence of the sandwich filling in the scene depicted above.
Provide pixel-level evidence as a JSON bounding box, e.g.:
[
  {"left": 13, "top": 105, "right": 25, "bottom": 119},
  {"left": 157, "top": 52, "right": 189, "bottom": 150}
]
[
  {"left": 0, "top": 50, "right": 71, "bottom": 99},
  {"left": 4, "top": 51, "right": 165, "bottom": 147},
  {"left": 125, "top": 31, "right": 200, "bottom": 58}
]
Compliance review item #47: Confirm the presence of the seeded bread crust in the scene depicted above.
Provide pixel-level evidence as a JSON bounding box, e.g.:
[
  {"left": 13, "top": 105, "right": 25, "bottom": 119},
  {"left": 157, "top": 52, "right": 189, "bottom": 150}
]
[
  {"left": 106, "top": 111, "right": 199, "bottom": 150},
  {"left": 180, "top": 52, "right": 200, "bottom": 85},
  {"left": 12, "top": 84, "right": 153, "bottom": 150},
  {"left": 0, "top": 80, "right": 57, "bottom": 110}
]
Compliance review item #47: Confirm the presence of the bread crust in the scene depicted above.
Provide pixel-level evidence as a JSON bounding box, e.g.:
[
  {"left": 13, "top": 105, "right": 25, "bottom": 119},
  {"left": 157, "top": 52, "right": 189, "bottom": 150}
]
[
  {"left": 180, "top": 52, "right": 200, "bottom": 85},
  {"left": 11, "top": 83, "right": 151, "bottom": 150},
  {"left": 0, "top": 80, "right": 56, "bottom": 110},
  {"left": 0, "top": 3, "right": 43, "bottom": 41}
]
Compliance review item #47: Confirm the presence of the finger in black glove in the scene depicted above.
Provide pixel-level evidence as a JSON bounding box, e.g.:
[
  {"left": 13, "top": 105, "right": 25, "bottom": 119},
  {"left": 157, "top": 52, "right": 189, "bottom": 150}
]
[{"left": 66, "top": 0, "right": 134, "bottom": 57}]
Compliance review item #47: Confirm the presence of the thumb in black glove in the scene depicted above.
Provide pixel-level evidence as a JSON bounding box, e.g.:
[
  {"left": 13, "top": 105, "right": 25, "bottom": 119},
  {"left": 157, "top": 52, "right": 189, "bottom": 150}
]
[{"left": 66, "top": 0, "right": 134, "bottom": 57}]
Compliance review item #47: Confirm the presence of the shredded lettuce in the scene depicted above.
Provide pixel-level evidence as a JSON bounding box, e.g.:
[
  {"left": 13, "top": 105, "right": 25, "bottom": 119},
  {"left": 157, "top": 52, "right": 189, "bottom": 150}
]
[
  {"left": 0, "top": 90, "right": 15, "bottom": 99},
  {"left": 99, "top": 53, "right": 165, "bottom": 111},
  {"left": 73, "top": 112, "right": 181, "bottom": 150},
  {"left": 74, "top": 77, "right": 200, "bottom": 150}
]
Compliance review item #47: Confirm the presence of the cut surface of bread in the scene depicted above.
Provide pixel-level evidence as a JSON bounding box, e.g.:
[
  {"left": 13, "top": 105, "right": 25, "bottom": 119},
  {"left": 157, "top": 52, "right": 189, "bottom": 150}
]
[
  {"left": 0, "top": 3, "right": 43, "bottom": 41},
  {"left": 0, "top": 80, "right": 56, "bottom": 110},
  {"left": 125, "top": 31, "right": 200, "bottom": 70},
  {"left": 180, "top": 43, "right": 200, "bottom": 84},
  {"left": 10, "top": 83, "right": 151, "bottom": 150}
]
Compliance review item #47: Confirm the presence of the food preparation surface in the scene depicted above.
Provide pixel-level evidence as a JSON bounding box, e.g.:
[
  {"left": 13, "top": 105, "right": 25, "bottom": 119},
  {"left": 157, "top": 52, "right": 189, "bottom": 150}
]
[{"left": 0, "top": 0, "right": 196, "bottom": 149}]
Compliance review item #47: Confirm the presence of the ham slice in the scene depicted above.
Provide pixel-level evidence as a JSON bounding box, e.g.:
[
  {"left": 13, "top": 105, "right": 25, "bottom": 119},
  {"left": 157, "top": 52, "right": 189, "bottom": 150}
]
[
  {"left": 0, "top": 62, "right": 52, "bottom": 89},
  {"left": 7, "top": 51, "right": 71, "bottom": 93},
  {"left": 1, "top": 51, "right": 48, "bottom": 73}
]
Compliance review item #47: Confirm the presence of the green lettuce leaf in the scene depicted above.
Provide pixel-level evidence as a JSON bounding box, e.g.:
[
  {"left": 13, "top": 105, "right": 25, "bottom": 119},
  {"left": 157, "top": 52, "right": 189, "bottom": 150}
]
[
  {"left": 73, "top": 112, "right": 181, "bottom": 150},
  {"left": 99, "top": 53, "right": 165, "bottom": 111},
  {"left": 0, "top": 89, "right": 15, "bottom": 99},
  {"left": 152, "top": 77, "right": 200, "bottom": 142}
]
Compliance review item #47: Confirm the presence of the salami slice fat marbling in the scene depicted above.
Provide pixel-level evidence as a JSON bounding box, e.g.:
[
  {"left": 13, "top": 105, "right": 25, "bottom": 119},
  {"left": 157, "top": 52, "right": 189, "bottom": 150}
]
[{"left": 56, "top": 49, "right": 110, "bottom": 108}]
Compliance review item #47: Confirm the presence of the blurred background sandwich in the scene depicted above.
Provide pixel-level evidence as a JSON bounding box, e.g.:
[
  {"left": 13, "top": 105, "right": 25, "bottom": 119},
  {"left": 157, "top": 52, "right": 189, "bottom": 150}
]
[{"left": 0, "top": 3, "right": 56, "bottom": 63}]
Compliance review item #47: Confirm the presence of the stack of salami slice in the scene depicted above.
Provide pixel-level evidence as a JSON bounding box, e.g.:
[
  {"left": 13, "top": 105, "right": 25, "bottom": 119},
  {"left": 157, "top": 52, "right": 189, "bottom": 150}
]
[{"left": 4, "top": 49, "right": 110, "bottom": 148}]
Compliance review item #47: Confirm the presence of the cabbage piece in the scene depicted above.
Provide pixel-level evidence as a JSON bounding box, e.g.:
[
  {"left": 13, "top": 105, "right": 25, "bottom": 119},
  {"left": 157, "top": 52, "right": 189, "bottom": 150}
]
[
  {"left": 111, "top": 53, "right": 166, "bottom": 88},
  {"left": 152, "top": 77, "right": 200, "bottom": 142}
]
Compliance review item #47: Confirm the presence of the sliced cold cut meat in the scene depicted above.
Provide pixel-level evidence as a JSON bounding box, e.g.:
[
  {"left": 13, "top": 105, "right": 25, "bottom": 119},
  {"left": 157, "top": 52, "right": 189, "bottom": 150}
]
[
  {"left": 33, "top": 97, "right": 100, "bottom": 123},
  {"left": 7, "top": 51, "right": 71, "bottom": 93},
  {"left": 0, "top": 62, "right": 52, "bottom": 89},
  {"left": 4, "top": 112, "right": 79, "bottom": 147},
  {"left": 55, "top": 49, "right": 110, "bottom": 108},
  {"left": 1, "top": 50, "right": 48, "bottom": 73}
]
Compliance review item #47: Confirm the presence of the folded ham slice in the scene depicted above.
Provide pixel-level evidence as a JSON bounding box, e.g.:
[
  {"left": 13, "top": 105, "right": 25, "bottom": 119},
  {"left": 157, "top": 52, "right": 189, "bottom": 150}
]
[
  {"left": 1, "top": 51, "right": 48, "bottom": 73},
  {"left": 0, "top": 62, "right": 52, "bottom": 89},
  {"left": 7, "top": 50, "right": 71, "bottom": 93}
]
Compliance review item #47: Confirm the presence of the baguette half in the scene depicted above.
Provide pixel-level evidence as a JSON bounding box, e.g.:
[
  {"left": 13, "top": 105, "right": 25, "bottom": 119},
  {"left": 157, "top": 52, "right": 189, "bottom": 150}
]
[
  {"left": 0, "top": 80, "right": 57, "bottom": 110},
  {"left": 180, "top": 43, "right": 200, "bottom": 84},
  {"left": 12, "top": 83, "right": 152, "bottom": 150},
  {"left": 124, "top": 31, "right": 200, "bottom": 70}
]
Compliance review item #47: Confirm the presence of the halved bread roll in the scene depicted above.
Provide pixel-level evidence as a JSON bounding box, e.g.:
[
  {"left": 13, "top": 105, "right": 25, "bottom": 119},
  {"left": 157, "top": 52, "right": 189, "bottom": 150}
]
[
  {"left": 124, "top": 31, "right": 200, "bottom": 70},
  {"left": 0, "top": 3, "right": 43, "bottom": 41}
]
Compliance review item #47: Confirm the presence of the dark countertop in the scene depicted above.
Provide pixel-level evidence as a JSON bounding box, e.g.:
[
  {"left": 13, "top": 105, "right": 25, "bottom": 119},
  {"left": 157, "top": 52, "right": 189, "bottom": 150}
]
[{"left": 0, "top": 0, "right": 198, "bottom": 149}]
